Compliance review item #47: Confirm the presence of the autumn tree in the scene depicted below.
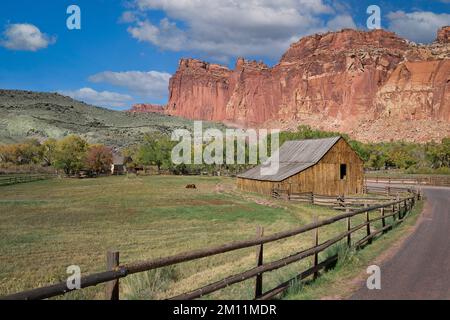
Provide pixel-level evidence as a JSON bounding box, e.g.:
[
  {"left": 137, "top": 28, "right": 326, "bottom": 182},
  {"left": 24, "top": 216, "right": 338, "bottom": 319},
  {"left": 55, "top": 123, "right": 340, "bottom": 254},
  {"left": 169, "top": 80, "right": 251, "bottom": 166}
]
[
  {"left": 42, "top": 138, "right": 58, "bottom": 166},
  {"left": 0, "top": 144, "right": 16, "bottom": 163},
  {"left": 85, "top": 144, "right": 113, "bottom": 174},
  {"left": 54, "top": 135, "right": 89, "bottom": 174}
]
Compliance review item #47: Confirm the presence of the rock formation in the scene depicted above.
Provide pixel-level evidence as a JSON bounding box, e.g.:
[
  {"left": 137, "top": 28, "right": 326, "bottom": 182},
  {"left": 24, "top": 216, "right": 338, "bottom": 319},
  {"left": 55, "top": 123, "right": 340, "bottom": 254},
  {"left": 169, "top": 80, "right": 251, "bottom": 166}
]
[
  {"left": 165, "top": 27, "right": 450, "bottom": 142},
  {"left": 128, "top": 103, "right": 165, "bottom": 113}
]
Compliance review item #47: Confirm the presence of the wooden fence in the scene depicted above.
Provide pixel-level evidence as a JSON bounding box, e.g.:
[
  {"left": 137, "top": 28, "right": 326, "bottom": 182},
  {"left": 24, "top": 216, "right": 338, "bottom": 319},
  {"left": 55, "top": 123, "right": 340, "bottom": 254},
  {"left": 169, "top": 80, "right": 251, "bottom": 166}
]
[
  {"left": 1, "top": 189, "right": 420, "bottom": 300},
  {"left": 365, "top": 175, "right": 450, "bottom": 187},
  {"left": 272, "top": 185, "right": 414, "bottom": 210},
  {"left": 0, "top": 174, "right": 56, "bottom": 187}
]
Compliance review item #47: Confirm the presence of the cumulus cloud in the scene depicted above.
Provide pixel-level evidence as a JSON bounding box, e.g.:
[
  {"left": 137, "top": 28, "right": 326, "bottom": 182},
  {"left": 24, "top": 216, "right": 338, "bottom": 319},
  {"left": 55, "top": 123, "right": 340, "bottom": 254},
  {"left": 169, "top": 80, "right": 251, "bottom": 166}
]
[
  {"left": 1, "top": 23, "right": 55, "bottom": 51},
  {"left": 128, "top": 18, "right": 186, "bottom": 51},
  {"left": 326, "top": 14, "right": 356, "bottom": 30},
  {"left": 118, "top": 10, "right": 145, "bottom": 23},
  {"left": 387, "top": 11, "right": 450, "bottom": 43},
  {"left": 125, "top": 0, "right": 356, "bottom": 60},
  {"left": 88, "top": 70, "right": 171, "bottom": 100},
  {"left": 61, "top": 88, "right": 133, "bottom": 108}
]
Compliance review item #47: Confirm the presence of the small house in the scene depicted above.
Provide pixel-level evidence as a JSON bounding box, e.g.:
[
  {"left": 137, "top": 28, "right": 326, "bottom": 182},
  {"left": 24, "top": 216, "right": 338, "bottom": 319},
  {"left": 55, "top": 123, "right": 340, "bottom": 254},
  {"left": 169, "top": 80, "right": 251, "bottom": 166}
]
[
  {"left": 237, "top": 136, "right": 364, "bottom": 196},
  {"left": 111, "top": 153, "right": 125, "bottom": 175}
]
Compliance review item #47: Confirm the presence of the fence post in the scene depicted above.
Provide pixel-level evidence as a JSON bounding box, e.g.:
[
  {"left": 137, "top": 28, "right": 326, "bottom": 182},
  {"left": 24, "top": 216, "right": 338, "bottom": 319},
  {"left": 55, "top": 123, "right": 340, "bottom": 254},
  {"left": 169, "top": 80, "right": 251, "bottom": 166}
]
[
  {"left": 366, "top": 207, "right": 372, "bottom": 244},
  {"left": 254, "top": 226, "right": 264, "bottom": 299},
  {"left": 311, "top": 193, "right": 315, "bottom": 205},
  {"left": 313, "top": 216, "right": 319, "bottom": 280},
  {"left": 396, "top": 194, "right": 400, "bottom": 220},
  {"left": 381, "top": 207, "right": 386, "bottom": 233},
  {"left": 346, "top": 208, "right": 351, "bottom": 247},
  {"left": 105, "top": 250, "right": 120, "bottom": 300},
  {"left": 403, "top": 200, "right": 407, "bottom": 218}
]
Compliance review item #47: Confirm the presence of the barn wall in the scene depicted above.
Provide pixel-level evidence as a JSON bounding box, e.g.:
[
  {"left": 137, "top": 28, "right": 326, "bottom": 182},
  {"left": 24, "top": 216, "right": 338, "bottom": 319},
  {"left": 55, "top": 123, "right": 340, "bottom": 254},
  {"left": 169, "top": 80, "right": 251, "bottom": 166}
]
[
  {"left": 281, "top": 139, "right": 364, "bottom": 195},
  {"left": 238, "top": 138, "right": 364, "bottom": 196},
  {"left": 237, "top": 178, "right": 274, "bottom": 195}
]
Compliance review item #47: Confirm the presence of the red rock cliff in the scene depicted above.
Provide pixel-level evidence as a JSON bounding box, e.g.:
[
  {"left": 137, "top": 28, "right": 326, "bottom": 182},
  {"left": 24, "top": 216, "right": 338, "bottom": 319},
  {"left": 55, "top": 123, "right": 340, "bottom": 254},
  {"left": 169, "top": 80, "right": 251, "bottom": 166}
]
[
  {"left": 166, "top": 28, "right": 450, "bottom": 142},
  {"left": 128, "top": 103, "right": 165, "bottom": 113}
]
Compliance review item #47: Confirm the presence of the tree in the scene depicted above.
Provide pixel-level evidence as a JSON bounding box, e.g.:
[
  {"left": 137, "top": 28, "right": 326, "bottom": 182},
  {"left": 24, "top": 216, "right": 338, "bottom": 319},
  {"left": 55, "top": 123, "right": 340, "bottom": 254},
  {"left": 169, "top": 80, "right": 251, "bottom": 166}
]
[
  {"left": 85, "top": 145, "right": 113, "bottom": 174},
  {"left": 54, "top": 135, "right": 89, "bottom": 174},
  {"left": 42, "top": 138, "right": 58, "bottom": 166},
  {"left": 0, "top": 144, "right": 16, "bottom": 163},
  {"left": 14, "top": 139, "right": 43, "bottom": 165},
  {"left": 136, "top": 134, "right": 173, "bottom": 171}
]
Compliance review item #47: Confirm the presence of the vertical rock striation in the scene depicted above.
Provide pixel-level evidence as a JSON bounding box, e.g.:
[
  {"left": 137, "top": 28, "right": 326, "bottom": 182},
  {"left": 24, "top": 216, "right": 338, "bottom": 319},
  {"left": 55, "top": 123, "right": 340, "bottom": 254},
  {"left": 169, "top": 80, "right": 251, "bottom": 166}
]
[{"left": 165, "top": 27, "right": 450, "bottom": 142}]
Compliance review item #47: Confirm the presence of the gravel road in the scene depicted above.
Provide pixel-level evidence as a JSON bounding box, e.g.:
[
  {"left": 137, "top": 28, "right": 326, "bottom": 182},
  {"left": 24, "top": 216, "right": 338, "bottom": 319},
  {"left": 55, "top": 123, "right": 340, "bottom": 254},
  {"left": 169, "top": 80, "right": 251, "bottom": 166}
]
[{"left": 351, "top": 187, "right": 450, "bottom": 300}]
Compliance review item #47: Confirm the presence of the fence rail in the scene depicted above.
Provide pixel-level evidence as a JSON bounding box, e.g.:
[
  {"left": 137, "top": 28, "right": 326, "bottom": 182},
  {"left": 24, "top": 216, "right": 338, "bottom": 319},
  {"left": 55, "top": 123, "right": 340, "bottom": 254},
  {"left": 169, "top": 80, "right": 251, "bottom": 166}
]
[
  {"left": 272, "top": 185, "right": 413, "bottom": 210},
  {"left": 0, "top": 174, "right": 56, "bottom": 187},
  {"left": 1, "top": 190, "right": 420, "bottom": 300},
  {"left": 365, "top": 175, "right": 450, "bottom": 187}
]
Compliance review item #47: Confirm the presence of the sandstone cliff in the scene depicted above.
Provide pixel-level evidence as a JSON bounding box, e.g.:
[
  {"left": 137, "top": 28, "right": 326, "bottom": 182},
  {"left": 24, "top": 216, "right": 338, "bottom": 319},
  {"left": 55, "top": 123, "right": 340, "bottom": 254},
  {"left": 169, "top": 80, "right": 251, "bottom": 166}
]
[
  {"left": 128, "top": 103, "right": 165, "bottom": 113},
  {"left": 165, "top": 27, "right": 450, "bottom": 142}
]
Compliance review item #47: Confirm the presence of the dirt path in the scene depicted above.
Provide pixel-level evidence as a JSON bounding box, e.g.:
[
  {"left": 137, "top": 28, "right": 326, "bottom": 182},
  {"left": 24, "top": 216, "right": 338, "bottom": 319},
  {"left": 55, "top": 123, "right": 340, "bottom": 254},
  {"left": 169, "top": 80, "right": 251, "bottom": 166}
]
[{"left": 351, "top": 187, "right": 450, "bottom": 300}]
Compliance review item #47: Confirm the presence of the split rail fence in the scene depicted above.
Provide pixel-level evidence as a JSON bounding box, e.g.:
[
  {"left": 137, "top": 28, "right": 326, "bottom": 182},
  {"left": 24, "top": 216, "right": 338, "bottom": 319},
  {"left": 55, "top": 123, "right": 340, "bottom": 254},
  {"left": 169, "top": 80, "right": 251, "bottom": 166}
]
[
  {"left": 1, "top": 188, "right": 420, "bottom": 301},
  {"left": 272, "top": 185, "right": 414, "bottom": 210},
  {"left": 0, "top": 174, "right": 56, "bottom": 187},
  {"left": 365, "top": 175, "right": 450, "bottom": 187}
]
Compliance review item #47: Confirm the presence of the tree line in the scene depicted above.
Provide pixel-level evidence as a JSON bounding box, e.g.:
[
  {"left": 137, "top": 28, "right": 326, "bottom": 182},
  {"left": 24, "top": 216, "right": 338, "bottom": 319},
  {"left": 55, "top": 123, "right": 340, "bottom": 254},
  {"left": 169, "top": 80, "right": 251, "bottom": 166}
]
[
  {"left": 277, "top": 126, "right": 450, "bottom": 174},
  {"left": 0, "top": 136, "right": 113, "bottom": 175},
  {"left": 1, "top": 126, "right": 449, "bottom": 176}
]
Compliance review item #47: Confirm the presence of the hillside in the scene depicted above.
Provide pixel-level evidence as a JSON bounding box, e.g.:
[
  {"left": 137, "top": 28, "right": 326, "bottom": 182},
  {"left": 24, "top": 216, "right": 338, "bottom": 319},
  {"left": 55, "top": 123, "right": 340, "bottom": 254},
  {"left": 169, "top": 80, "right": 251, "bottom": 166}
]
[
  {"left": 166, "top": 27, "right": 450, "bottom": 143},
  {"left": 0, "top": 90, "right": 224, "bottom": 147}
]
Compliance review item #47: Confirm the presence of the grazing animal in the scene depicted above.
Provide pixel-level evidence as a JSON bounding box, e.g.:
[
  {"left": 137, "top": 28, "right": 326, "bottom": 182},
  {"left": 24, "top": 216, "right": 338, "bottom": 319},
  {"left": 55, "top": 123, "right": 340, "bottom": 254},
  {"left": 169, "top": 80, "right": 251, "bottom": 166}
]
[{"left": 186, "top": 184, "right": 197, "bottom": 189}]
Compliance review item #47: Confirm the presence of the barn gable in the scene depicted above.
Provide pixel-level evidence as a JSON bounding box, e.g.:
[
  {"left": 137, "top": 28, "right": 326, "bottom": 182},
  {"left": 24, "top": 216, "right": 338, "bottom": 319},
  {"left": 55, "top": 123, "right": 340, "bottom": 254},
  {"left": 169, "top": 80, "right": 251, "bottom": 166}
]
[{"left": 237, "top": 136, "right": 341, "bottom": 182}]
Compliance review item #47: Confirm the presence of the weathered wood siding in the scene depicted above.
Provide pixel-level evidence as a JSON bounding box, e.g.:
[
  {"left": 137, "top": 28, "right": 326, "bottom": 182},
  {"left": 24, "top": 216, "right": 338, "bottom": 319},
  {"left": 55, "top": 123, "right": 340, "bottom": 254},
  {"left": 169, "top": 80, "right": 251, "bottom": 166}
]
[{"left": 237, "top": 138, "right": 364, "bottom": 196}]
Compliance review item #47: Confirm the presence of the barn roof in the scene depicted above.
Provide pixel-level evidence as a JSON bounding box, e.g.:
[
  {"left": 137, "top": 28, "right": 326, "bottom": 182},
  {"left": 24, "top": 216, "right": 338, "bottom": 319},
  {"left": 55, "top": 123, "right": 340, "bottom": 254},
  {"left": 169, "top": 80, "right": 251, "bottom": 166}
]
[
  {"left": 112, "top": 153, "right": 124, "bottom": 165},
  {"left": 237, "top": 136, "right": 341, "bottom": 182}
]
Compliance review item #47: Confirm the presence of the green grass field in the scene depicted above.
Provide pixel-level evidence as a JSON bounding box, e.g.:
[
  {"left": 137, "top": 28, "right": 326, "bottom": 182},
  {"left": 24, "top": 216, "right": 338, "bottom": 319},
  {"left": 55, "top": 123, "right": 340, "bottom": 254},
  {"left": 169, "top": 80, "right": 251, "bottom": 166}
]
[{"left": 0, "top": 175, "right": 411, "bottom": 300}]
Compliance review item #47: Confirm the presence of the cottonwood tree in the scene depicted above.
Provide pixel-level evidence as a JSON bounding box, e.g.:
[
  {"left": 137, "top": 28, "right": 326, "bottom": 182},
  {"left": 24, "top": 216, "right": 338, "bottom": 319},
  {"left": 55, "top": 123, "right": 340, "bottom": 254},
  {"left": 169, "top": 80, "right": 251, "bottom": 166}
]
[
  {"left": 85, "top": 144, "right": 113, "bottom": 174},
  {"left": 54, "top": 135, "right": 89, "bottom": 175}
]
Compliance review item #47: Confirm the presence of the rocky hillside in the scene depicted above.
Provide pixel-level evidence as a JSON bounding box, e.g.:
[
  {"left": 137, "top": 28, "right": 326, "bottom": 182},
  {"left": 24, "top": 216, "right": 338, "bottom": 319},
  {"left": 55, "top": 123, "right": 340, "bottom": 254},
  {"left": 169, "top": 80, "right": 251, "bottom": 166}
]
[
  {"left": 166, "top": 27, "right": 450, "bottom": 142},
  {"left": 0, "top": 90, "right": 224, "bottom": 147}
]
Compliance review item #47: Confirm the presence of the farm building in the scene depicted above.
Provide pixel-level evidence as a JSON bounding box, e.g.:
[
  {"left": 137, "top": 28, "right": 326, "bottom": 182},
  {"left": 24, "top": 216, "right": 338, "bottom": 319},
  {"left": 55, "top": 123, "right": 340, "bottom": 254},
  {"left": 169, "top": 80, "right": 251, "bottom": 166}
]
[
  {"left": 237, "top": 136, "right": 364, "bottom": 196},
  {"left": 111, "top": 153, "right": 126, "bottom": 175}
]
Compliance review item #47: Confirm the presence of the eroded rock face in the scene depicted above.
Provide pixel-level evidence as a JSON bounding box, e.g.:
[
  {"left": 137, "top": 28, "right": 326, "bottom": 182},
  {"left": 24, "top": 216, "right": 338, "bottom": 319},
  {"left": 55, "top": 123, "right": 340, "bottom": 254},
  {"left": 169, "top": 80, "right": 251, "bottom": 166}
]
[
  {"left": 128, "top": 104, "right": 165, "bottom": 113},
  {"left": 437, "top": 26, "right": 450, "bottom": 44},
  {"left": 166, "top": 28, "right": 450, "bottom": 142}
]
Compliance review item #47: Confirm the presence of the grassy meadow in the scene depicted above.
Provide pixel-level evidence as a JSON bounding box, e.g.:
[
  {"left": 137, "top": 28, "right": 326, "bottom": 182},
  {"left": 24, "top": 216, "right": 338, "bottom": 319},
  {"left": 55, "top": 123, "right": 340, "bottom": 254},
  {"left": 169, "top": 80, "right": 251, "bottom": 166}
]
[{"left": 0, "top": 175, "right": 396, "bottom": 300}]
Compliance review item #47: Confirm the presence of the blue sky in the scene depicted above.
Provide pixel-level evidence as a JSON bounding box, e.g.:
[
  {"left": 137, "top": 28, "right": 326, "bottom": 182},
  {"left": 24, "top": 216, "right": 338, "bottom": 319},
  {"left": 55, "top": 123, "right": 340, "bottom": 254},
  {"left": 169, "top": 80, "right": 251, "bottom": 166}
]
[{"left": 0, "top": 0, "right": 448, "bottom": 110}]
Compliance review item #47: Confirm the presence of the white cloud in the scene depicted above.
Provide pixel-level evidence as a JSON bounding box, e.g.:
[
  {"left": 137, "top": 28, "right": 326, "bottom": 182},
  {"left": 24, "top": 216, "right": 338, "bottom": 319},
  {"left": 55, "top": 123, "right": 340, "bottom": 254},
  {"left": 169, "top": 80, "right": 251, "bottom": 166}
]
[
  {"left": 119, "top": 11, "right": 145, "bottom": 23},
  {"left": 387, "top": 11, "right": 450, "bottom": 43},
  {"left": 125, "top": 0, "right": 356, "bottom": 60},
  {"left": 88, "top": 70, "right": 171, "bottom": 100},
  {"left": 60, "top": 88, "right": 133, "bottom": 108},
  {"left": 1, "top": 23, "right": 55, "bottom": 51},
  {"left": 128, "top": 18, "right": 186, "bottom": 51},
  {"left": 326, "top": 14, "right": 357, "bottom": 30}
]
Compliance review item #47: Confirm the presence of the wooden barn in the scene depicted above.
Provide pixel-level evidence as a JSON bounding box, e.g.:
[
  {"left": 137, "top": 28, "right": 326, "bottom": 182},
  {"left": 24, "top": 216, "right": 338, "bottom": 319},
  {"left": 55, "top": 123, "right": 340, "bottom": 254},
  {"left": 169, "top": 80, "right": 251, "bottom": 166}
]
[{"left": 237, "top": 136, "right": 364, "bottom": 196}]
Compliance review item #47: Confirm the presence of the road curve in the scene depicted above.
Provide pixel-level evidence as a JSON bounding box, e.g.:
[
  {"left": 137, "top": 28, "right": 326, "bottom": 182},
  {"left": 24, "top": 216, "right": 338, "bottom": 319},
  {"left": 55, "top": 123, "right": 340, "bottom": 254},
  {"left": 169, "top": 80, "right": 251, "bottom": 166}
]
[{"left": 351, "top": 187, "right": 450, "bottom": 300}]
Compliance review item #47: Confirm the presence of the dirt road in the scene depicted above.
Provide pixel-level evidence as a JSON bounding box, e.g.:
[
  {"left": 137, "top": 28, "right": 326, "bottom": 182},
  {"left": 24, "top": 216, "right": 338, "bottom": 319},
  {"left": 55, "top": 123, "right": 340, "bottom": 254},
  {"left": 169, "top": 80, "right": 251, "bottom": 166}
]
[{"left": 351, "top": 187, "right": 450, "bottom": 300}]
